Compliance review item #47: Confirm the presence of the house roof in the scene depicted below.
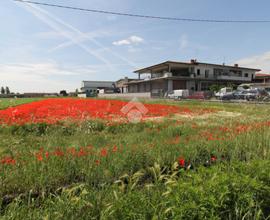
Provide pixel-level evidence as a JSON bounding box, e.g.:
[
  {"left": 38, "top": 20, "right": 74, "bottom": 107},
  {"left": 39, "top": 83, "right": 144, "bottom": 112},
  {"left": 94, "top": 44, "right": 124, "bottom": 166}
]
[
  {"left": 134, "top": 60, "right": 261, "bottom": 73},
  {"left": 115, "top": 78, "right": 137, "bottom": 83},
  {"left": 255, "top": 73, "right": 270, "bottom": 78},
  {"left": 81, "top": 81, "right": 115, "bottom": 89}
]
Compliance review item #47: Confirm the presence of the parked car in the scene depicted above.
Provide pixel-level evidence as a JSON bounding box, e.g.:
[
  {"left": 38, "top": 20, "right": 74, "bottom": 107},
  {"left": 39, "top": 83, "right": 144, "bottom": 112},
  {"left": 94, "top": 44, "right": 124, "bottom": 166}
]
[
  {"left": 220, "top": 92, "right": 237, "bottom": 100},
  {"left": 245, "top": 88, "right": 269, "bottom": 101},
  {"left": 168, "top": 90, "right": 189, "bottom": 99},
  {"left": 244, "top": 90, "right": 258, "bottom": 100},
  {"left": 233, "top": 90, "right": 246, "bottom": 100},
  {"left": 265, "top": 88, "right": 270, "bottom": 95},
  {"left": 215, "top": 87, "right": 233, "bottom": 99},
  {"left": 188, "top": 91, "right": 213, "bottom": 100},
  {"left": 220, "top": 90, "right": 246, "bottom": 100},
  {"left": 220, "top": 88, "right": 269, "bottom": 101}
]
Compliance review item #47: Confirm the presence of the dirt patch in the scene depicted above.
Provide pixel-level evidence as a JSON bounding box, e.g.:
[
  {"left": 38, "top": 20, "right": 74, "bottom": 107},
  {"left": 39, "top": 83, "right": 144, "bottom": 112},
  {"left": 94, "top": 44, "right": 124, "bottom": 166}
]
[{"left": 173, "top": 111, "right": 242, "bottom": 120}]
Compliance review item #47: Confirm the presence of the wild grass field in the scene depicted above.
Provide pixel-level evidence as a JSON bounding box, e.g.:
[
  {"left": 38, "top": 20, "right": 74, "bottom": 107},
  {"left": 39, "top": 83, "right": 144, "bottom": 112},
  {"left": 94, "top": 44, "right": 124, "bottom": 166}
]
[
  {"left": 0, "top": 98, "right": 270, "bottom": 219},
  {"left": 0, "top": 98, "right": 41, "bottom": 110}
]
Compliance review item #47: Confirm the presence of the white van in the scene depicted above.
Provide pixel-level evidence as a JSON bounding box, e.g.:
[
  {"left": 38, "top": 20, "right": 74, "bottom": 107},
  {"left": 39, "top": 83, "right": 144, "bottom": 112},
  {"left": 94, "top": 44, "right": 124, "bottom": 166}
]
[
  {"left": 215, "top": 87, "right": 233, "bottom": 99},
  {"left": 168, "top": 90, "right": 189, "bottom": 99}
]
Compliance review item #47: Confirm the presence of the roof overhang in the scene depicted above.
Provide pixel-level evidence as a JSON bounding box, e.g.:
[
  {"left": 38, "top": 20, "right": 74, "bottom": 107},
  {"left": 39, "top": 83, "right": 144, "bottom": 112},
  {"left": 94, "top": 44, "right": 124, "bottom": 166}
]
[
  {"left": 134, "top": 60, "right": 261, "bottom": 74},
  {"left": 134, "top": 61, "right": 191, "bottom": 74},
  {"left": 255, "top": 73, "right": 270, "bottom": 78}
]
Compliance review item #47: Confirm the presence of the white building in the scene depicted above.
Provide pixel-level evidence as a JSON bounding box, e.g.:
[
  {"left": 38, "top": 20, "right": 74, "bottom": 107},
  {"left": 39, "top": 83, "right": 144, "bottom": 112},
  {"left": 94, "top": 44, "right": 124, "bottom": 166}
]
[
  {"left": 81, "top": 81, "right": 116, "bottom": 94},
  {"left": 127, "top": 60, "right": 260, "bottom": 97}
]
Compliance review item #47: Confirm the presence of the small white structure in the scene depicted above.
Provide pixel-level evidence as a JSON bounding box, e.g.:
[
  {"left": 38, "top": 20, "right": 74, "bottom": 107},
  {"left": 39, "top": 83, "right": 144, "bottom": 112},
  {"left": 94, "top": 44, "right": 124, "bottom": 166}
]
[
  {"left": 168, "top": 90, "right": 189, "bottom": 99},
  {"left": 81, "top": 81, "right": 116, "bottom": 94},
  {"left": 215, "top": 87, "right": 233, "bottom": 98}
]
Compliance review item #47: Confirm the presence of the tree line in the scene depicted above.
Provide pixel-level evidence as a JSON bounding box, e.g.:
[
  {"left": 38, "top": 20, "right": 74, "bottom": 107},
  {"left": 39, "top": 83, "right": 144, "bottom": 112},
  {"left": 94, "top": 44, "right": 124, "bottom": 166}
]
[{"left": 1, "top": 86, "right": 11, "bottom": 95}]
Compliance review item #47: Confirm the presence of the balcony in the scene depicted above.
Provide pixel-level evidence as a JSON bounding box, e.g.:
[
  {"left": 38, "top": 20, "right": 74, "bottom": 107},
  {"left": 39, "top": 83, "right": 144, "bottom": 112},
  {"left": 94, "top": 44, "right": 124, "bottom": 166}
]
[
  {"left": 151, "top": 72, "right": 172, "bottom": 79},
  {"left": 215, "top": 75, "right": 251, "bottom": 81}
]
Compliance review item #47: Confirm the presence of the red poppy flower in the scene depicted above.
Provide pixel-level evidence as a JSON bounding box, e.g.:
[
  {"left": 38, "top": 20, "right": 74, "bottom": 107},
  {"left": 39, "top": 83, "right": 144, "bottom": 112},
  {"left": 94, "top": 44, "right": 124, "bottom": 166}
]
[
  {"left": 211, "top": 155, "right": 217, "bottom": 162},
  {"left": 178, "top": 157, "right": 185, "bottom": 168},
  {"left": 112, "top": 145, "right": 118, "bottom": 153},
  {"left": 100, "top": 148, "right": 108, "bottom": 157},
  {"left": 45, "top": 152, "right": 50, "bottom": 158}
]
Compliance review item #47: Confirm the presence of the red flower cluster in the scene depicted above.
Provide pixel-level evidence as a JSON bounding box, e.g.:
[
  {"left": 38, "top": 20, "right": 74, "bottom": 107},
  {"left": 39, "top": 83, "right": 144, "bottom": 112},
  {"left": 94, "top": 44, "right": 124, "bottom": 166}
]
[
  {"left": 0, "top": 98, "right": 213, "bottom": 125},
  {"left": 1, "top": 157, "right": 16, "bottom": 165},
  {"left": 1, "top": 145, "right": 122, "bottom": 171},
  {"left": 199, "top": 120, "right": 270, "bottom": 142},
  {"left": 178, "top": 154, "right": 221, "bottom": 170}
]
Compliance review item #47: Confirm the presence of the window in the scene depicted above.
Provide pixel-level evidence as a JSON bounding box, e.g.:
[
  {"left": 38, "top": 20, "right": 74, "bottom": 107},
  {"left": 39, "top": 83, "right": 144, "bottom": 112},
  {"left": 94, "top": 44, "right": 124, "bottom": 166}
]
[
  {"left": 197, "top": 69, "right": 201, "bottom": 76},
  {"left": 245, "top": 73, "right": 249, "bottom": 78},
  {"left": 171, "top": 68, "right": 190, "bottom": 77},
  {"left": 214, "top": 68, "right": 223, "bottom": 76},
  {"left": 229, "top": 69, "right": 242, "bottom": 77},
  {"left": 205, "top": 70, "right": 210, "bottom": 78}
]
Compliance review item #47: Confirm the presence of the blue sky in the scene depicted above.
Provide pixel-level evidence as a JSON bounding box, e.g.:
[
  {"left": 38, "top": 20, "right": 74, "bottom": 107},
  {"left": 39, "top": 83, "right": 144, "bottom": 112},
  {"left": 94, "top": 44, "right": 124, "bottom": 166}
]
[{"left": 1, "top": 0, "right": 270, "bottom": 92}]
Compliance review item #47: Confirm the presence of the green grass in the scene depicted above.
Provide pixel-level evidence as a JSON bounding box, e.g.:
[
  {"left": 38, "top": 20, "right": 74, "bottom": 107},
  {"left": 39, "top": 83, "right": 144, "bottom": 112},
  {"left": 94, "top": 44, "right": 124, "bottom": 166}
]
[
  {"left": 0, "top": 98, "right": 270, "bottom": 219},
  {"left": 0, "top": 98, "right": 42, "bottom": 110}
]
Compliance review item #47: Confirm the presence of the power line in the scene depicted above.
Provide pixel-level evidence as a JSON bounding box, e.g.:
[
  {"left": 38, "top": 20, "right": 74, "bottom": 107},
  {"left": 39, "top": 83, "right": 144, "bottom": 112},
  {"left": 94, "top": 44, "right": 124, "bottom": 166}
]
[{"left": 13, "top": 0, "right": 270, "bottom": 23}]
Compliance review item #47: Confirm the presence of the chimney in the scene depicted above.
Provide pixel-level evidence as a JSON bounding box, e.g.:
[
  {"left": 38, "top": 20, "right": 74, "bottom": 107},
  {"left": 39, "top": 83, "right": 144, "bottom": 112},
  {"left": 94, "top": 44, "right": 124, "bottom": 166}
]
[
  {"left": 190, "top": 59, "right": 198, "bottom": 64},
  {"left": 234, "top": 64, "right": 239, "bottom": 67}
]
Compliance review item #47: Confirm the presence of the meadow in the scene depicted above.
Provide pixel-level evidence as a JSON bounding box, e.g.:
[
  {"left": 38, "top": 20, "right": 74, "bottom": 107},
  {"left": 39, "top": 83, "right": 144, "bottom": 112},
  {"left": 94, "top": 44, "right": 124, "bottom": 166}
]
[{"left": 0, "top": 98, "right": 270, "bottom": 219}]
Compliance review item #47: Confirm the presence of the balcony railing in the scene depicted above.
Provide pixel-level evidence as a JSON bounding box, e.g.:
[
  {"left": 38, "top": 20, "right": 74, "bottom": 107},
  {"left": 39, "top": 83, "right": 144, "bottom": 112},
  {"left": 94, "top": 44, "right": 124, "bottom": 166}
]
[
  {"left": 152, "top": 72, "right": 192, "bottom": 78},
  {"left": 215, "top": 75, "right": 250, "bottom": 81}
]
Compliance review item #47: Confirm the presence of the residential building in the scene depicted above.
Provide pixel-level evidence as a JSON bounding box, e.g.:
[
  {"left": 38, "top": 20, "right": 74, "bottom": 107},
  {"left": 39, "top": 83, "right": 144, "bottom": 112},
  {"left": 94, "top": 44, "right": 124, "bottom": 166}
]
[
  {"left": 127, "top": 60, "right": 260, "bottom": 97},
  {"left": 115, "top": 77, "right": 137, "bottom": 93},
  {"left": 253, "top": 73, "right": 270, "bottom": 84}
]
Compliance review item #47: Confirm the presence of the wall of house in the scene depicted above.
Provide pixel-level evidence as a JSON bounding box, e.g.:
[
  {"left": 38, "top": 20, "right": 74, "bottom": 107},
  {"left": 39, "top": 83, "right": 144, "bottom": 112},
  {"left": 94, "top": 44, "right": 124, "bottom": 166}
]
[
  {"left": 186, "top": 81, "right": 196, "bottom": 91},
  {"left": 128, "top": 82, "right": 151, "bottom": 93},
  {"left": 193, "top": 65, "right": 255, "bottom": 82},
  {"left": 172, "top": 80, "right": 186, "bottom": 90},
  {"left": 128, "top": 84, "right": 138, "bottom": 93}
]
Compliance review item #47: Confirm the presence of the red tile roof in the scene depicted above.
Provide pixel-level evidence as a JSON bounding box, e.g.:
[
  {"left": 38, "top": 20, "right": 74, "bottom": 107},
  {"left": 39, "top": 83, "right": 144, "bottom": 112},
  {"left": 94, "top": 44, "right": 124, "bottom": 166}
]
[{"left": 255, "top": 73, "right": 270, "bottom": 78}]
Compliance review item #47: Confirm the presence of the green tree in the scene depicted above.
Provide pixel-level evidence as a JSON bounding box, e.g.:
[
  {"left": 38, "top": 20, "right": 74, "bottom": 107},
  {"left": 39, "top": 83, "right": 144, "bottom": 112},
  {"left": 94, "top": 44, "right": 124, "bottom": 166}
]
[
  {"left": 209, "top": 84, "right": 221, "bottom": 93},
  {"left": 1, "top": 86, "right": 5, "bottom": 94},
  {"left": 60, "top": 90, "right": 68, "bottom": 97},
  {"left": 5, "top": 86, "right": 10, "bottom": 94},
  {"left": 227, "top": 83, "right": 237, "bottom": 90}
]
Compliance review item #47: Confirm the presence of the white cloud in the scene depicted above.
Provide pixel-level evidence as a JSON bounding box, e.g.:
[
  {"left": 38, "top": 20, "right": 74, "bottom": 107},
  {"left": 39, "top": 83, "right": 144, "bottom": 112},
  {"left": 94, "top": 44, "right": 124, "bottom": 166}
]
[
  {"left": 0, "top": 62, "right": 96, "bottom": 93},
  {"left": 129, "top": 36, "right": 144, "bottom": 44},
  {"left": 113, "top": 39, "right": 131, "bottom": 46},
  {"left": 0, "top": 62, "right": 91, "bottom": 77},
  {"left": 113, "top": 35, "right": 144, "bottom": 46},
  {"left": 235, "top": 51, "right": 270, "bottom": 72}
]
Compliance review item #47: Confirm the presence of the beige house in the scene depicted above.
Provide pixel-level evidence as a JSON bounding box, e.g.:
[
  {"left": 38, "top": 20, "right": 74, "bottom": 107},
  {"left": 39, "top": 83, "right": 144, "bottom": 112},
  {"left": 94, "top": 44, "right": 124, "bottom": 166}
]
[
  {"left": 115, "top": 77, "right": 137, "bottom": 93},
  {"left": 128, "top": 60, "right": 260, "bottom": 97}
]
